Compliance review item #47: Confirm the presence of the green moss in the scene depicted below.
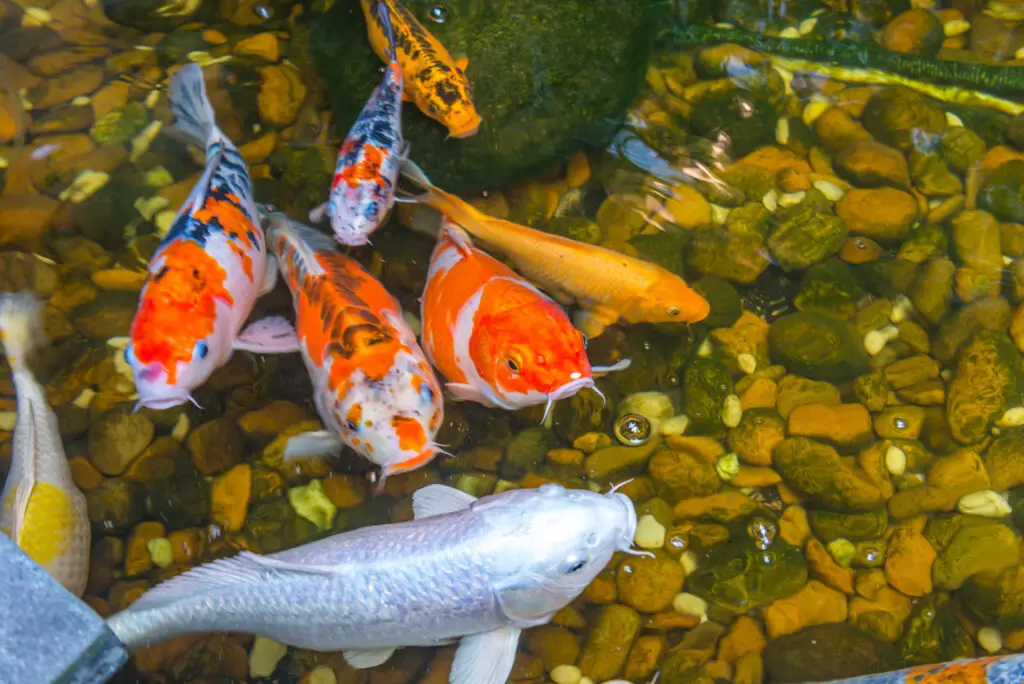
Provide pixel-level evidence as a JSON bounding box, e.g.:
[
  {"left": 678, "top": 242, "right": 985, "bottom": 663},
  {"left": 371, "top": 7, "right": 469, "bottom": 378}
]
[{"left": 309, "top": 0, "right": 659, "bottom": 192}]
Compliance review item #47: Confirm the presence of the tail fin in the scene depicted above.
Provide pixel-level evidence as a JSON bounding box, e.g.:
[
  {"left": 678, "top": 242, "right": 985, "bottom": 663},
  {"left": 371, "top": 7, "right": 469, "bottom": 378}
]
[
  {"left": 374, "top": 1, "right": 397, "bottom": 62},
  {"left": 260, "top": 209, "right": 337, "bottom": 284},
  {"left": 0, "top": 292, "right": 44, "bottom": 372},
  {"left": 169, "top": 64, "right": 218, "bottom": 146}
]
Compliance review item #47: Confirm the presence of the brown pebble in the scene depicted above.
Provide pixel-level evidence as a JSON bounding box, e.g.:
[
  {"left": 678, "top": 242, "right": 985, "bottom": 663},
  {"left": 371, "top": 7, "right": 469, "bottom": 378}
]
[
  {"left": 70, "top": 456, "right": 104, "bottom": 490},
  {"left": 839, "top": 236, "right": 884, "bottom": 264}
]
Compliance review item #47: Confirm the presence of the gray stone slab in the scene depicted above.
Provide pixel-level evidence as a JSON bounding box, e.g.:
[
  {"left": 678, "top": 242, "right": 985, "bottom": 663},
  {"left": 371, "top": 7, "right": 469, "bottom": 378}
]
[{"left": 0, "top": 534, "right": 128, "bottom": 684}]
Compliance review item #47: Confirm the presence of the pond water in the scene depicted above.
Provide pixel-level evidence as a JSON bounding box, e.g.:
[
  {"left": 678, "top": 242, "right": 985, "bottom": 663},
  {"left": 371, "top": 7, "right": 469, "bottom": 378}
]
[{"left": 2, "top": 0, "right": 1024, "bottom": 682}]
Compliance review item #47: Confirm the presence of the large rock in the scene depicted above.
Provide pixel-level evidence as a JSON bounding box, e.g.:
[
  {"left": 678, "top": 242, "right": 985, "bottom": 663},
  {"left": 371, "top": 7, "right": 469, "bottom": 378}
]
[{"left": 309, "top": 0, "right": 658, "bottom": 192}]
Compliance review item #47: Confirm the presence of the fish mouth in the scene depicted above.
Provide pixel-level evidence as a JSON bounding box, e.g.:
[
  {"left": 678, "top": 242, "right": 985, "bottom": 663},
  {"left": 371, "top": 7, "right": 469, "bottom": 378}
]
[
  {"left": 611, "top": 491, "right": 639, "bottom": 552},
  {"left": 134, "top": 391, "right": 191, "bottom": 411},
  {"left": 549, "top": 377, "right": 594, "bottom": 402},
  {"left": 447, "top": 119, "right": 481, "bottom": 139}
]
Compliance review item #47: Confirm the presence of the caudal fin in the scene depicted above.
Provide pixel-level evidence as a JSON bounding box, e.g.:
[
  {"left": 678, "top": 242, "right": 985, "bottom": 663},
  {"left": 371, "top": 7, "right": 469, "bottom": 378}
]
[
  {"left": 169, "top": 64, "right": 218, "bottom": 146},
  {"left": 0, "top": 292, "right": 44, "bottom": 372}
]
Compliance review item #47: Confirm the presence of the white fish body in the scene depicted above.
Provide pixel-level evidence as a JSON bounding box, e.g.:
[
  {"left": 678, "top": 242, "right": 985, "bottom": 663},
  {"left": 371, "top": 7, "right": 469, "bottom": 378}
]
[
  {"left": 0, "top": 293, "right": 89, "bottom": 596},
  {"left": 106, "top": 483, "right": 638, "bottom": 684}
]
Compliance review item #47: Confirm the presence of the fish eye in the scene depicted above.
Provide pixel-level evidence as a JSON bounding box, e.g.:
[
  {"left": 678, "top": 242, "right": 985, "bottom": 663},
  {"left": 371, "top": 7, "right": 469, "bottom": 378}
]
[
  {"left": 346, "top": 420, "right": 358, "bottom": 431},
  {"left": 195, "top": 341, "right": 208, "bottom": 359},
  {"left": 505, "top": 358, "right": 520, "bottom": 374},
  {"left": 667, "top": 306, "right": 681, "bottom": 317},
  {"left": 560, "top": 555, "right": 587, "bottom": 575}
]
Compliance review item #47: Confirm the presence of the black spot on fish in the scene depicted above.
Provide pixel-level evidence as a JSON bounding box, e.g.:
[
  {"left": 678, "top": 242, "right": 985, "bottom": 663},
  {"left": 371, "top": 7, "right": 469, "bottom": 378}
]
[{"left": 154, "top": 265, "right": 170, "bottom": 282}]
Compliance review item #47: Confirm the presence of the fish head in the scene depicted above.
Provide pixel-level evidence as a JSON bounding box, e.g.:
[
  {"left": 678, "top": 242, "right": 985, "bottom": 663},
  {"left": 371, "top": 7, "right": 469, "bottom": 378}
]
[
  {"left": 472, "top": 297, "right": 593, "bottom": 405},
  {"left": 445, "top": 104, "right": 482, "bottom": 139},
  {"left": 125, "top": 334, "right": 217, "bottom": 410},
  {"left": 638, "top": 277, "right": 711, "bottom": 325},
  {"left": 333, "top": 351, "right": 444, "bottom": 476},
  {"left": 479, "top": 484, "right": 638, "bottom": 623},
  {"left": 328, "top": 191, "right": 383, "bottom": 247}
]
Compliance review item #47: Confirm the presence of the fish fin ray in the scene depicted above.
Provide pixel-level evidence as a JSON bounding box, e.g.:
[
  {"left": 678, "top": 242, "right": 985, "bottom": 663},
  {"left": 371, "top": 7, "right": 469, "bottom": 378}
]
[
  {"left": 282, "top": 430, "right": 344, "bottom": 463},
  {"left": 440, "top": 219, "right": 474, "bottom": 257},
  {"left": 264, "top": 215, "right": 337, "bottom": 281},
  {"left": 412, "top": 484, "right": 477, "bottom": 519},
  {"left": 450, "top": 626, "right": 521, "bottom": 684},
  {"left": 373, "top": 0, "right": 396, "bottom": 62},
  {"left": 11, "top": 470, "right": 34, "bottom": 547},
  {"left": 343, "top": 647, "right": 395, "bottom": 669},
  {"left": 127, "top": 551, "right": 277, "bottom": 611},
  {"left": 0, "top": 292, "right": 44, "bottom": 371},
  {"left": 234, "top": 316, "right": 299, "bottom": 353},
  {"left": 453, "top": 53, "right": 469, "bottom": 71},
  {"left": 259, "top": 253, "right": 278, "bottom": 295},
  {"left": 168, "top": 63, "right": 217, "bottom": 146}
]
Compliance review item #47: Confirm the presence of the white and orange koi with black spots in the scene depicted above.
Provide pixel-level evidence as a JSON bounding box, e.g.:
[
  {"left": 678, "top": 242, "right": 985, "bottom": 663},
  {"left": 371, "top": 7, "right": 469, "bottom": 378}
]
[
  {"left": 125, "top": 64, "right": 298, "bottom": 411},
  {"left": 360, "top": 0, "right": 481, "bottom": 138},
  {"left": 310, "top": 1, "right": 407, "bottom": 246},
  {"left": 262, "top": 209, "right": 444, "bottom": 486}
]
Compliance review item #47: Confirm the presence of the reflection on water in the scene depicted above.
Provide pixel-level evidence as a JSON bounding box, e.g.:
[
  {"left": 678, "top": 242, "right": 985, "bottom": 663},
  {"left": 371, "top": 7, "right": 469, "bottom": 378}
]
[{"left": 2, "top": 0, "right": 1024, "bottom": 682}]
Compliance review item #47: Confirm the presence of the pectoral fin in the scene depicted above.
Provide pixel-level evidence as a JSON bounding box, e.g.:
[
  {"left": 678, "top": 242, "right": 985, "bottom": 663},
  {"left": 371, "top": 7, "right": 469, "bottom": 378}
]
[
  {"left": 591, "top": 358, "right": 631, "bottom": 376},
  {"left": 259, "top": 253, "right": 279, "bottom": 295},
  {"left": 11, "top": 475, "right": 34, "bottom": 546},
  {"left": 234, "top": 316, "right": 300, "bottom": 354},
  {"left": 453, "top": 53, "right": 469, "bottom": 71},
  {"left": 446, "top": 382, "right": 494, "bottom": 406},
  {"left": 412, "top": 484, "right": 476, "bottom": 519},
  {"left": 573, "top": 307, "right": 618, "bottom": 339},
  {"left": 450, "top": 626, "right": 520, "bottom": 684},
  {"left": 309, "top": 202, "right": 329, "bottom": 225},
  {"left": 282, "top": 430, "right": 344, "bottom": 463},
  {"left": 343, "top": 648, "right": 395, "bottom": 669}
]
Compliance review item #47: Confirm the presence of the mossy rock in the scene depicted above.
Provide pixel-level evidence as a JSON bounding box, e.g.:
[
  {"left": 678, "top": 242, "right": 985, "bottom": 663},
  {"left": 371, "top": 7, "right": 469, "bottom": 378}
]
[
  {"left": 946, "top": 329, "right": 1023, "bottom": 444},
  {"left": 764, "top": 623, "right": 901, "bottom": 683},
  {"left": 767, "top": 204, "right": 849, "bottom": 272},
  {"left": 979, "top": 160, "right": 1024, "bottom": 224},
  {"left": 690, "top": 91, "right": 777, "bottom": 158},
  {"left": 768, "top": 312, "right": 869, "bottom": 382},
  {"left": 90, "top": 102, "right": 149, "bottom": 148},
  {"left": 862, "top": 86, "right": 946, "bottom": 152},
  {"left": 693, "top": 275, "right": 743, "bottom": 328},
  {"left": 808, "top": 507, "right": 888, "bottom": 542},
  {"left": 793, "top": 257, "right": 867, "bottom": 319},
  {"left": 681, "top": 357, "right": 733, "bottom": 435},
  {"left": 309, "top": 0, "right": 660, "bottom": 193},
  {"left": 901, "top": 592, "right": 975, "bottom": 666}
]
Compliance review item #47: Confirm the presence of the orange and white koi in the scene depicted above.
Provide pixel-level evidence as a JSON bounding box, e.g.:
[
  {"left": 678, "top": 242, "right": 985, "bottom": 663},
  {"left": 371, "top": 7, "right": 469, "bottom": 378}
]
[
  {"left": 262, "top": 208, "right": 444, "bottom": 484},
  {"left": 126, "top": 64, "right": 298, "bottom": 410},
  {"left": 402, "top": 161, "right": 711, "bottom": 339},
  {"left": 422, "top": 220, "right": 627, "bottom": 417},
  {"left": 310, "top": 1, "right": 407, "bottom": 246},
  {"left": 360, "top": 0, "right": 481, "bottom": 138},
  {"left": 0, "top": 293, "right": 89, "bottom": 596}
]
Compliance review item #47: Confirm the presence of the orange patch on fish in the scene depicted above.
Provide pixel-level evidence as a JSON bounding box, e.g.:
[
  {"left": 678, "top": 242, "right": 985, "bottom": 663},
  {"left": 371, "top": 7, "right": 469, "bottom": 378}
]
[
  {"left": 392, "top": 415, "right": 427, "bottom": 454},
  {"left": 346, "top": 403, "right": 363, "bottom": 428},
  {"left": 338, "top": 145, "right": 386, "bottom": 189},
  {"left": 191, "top": 193, "right": 258, "bottom": 282},
  {"left": 131, "top": 241, "right": 233, "bottom": 385},
  {"left": 903, "top": 660, "right": 989, "bottom": 683}
]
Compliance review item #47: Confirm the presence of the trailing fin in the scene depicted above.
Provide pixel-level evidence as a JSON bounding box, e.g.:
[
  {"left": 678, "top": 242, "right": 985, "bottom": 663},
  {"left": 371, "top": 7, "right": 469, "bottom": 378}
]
[{"left": 168, "top": 63, "right": 218, "bottom": 146}]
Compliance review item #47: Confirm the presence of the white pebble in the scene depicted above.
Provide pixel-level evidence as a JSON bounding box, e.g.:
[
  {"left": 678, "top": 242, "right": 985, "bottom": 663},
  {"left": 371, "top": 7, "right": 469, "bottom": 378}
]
[
  {"left": 1005, "top": 255, "right": 1015, "bottom": 267},
  {"left": 621, "top": 392, "right": 674, "bottom": 420},
  {"left": 155, "top": 210, "right": 176, "bottom": 236},
  {"left": 307, "top": 666, "right": 337, "bottom": 684},
  {"left": 773, "top": 65, "right": 794, "bottom": 95},
  {"left": 778, "top": 191, "right": 805, "bottom": 207},
  {"left": 885, "top": 445, "right": 907, "bottom": 476},
  {"left": 762, "top": 189, "right": 779, "bottom": 212},
  {"left": 1017, "top": 45, "right": 1024, "bottom": 60},
  {"left": 889, "top": 295, "right": 914, "bottom": 323},
  {"left": 997, "top": 407, "right": 1024, "bottom": 427},
  {"left": 551, "top": 664, "right": 583, "bottom": 684},
  {"left": 940, "top": 369, "right": 953, "bottom": 382},
  {"left": 59, "top": 170, "right": 109, "bottom": 204},
  {"left": 716, "top": 452, "right": 741, "bottom": 481},
  {"left": 21, "top": 7, "right": 51, "bottom": 26},
  {"left": 798, "top": 17, "right": 818, "bottom": 35},
  {"left": 813, "top": 179, "right": 845, "bottom": 202},
  {"left": 659, "top": 414, "right": 690, "bottom": 437},
  {"left": 580, "top": 679, "right": 594, "bottom": 684},
  {"left": 249, "top": 636, "right": 287, "bottom": 678},
  {"left": 713, "top": 22, "right": 735, "bottom": 28},
  {"left": 863, "top": 330, "right": 887, "bottom": 356},
  {"left": 943, "top": 18, "right": 970, "bottom": 36},
  {"left": 978, "top": 626, "right": 1003, "bottom": 654},
  {"left": 679, "top": 550, "right": 699, "bottom": 575},
  {"left": 710, "top": 204, "right": 731, "bottom": 225},
  {"left": 737, "top": 353, "right": 758, "bottom": 374},
  {"left": 113, "top": 347, "right": 133, "bottom": 379},
  {"left": 33, "top": 253, "right": 55, "bottom": 266},
  {"left": 134, "top": 196, "right": 170, "bottom": 221},
  {"left": 0, "top": 156, "right": 7, "bottom": 169},
  {"left": 722, "top": 395, "right": 742, "bottom": 428},
  {"left": 697, "top": 338, "right": 713, "bottom": 358},
  {"left": 145, "top": 89, "right": 160, "bottom": 109},
  {"left": 958, "top": 490, "right": 1012, "bottom": 518},
  {"left": 946, "top": 112, "right": 964, "bottom": 128},
  {"left": 634, "top": 514, "right": 666, "bottom": 550},
  {"left": 880, "top": 325, "right": 900, "bottom": 341},
  {"left": 131, "top": 121, "right": 163, "bottom": 162},
  {"left": 779, "top": 26, "right": 800, "bottom": 38},
  {"left": 72, "top": 388, "right": 96, "bottom": 409},
  {"left": 776, "top": 117, "right": 790, "bottom": 145},
  {"left": 71, "top": 95, "right": 91, "bottom": 107},
  {"left": 802, "top": 94, "right": 830, "bottom": 127},
  {"left": 673, "top": 593, "right": 708, "bottom": 622},
  {"left": 0, "top": 411, "right": 16, "bottom": 431},
  {"left": 171, "top": 413, "right": 190, "bottom": 442},
  {"left": 107, "top": 336, "right": 131, "bottom": 349},
  {"left": 827, "top": 538, "right": 857, "bottom": 567},
  {"left": 144, "top": 166, "right": 175, "bottom": 188},
  {"left": 147, "top": 537, "right": 173, "bottom": 568}
]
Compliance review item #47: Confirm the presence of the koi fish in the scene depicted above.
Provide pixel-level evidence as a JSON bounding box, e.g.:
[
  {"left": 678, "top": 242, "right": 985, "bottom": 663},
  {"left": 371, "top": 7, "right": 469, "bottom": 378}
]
[
  {"left": 0, "top": 293, "right": 89, "bottom": 597},
  {"left": 360, "top": 0, "right": 481, "bottom": 138},
  {"left": 107, "top": 482, "right": 639, "bottom": 684},
  {"left": 401, "top": 161, "right": 711, "bottom": 339},
  {"left": 262, "top": 208, "right": 443, "bottom": 485},
  {"left": 125, "top": 64, "right": 298, "bottom": 410},
  {"left": 822, "top": 653, "right": 1024, "bottom": 683},
  {"left": 423, "top": 221, "right": 626, "bottom": 417},
  {"left": 310, "top": 1, "right": 407, "bottom": 246}
]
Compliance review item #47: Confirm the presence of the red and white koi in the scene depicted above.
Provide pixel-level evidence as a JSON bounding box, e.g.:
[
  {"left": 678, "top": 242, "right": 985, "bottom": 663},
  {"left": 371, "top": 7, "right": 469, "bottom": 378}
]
[
  {"left": 310, "top": 1, "right": 407, "bottom": 246},
  {"left": 262, "top": 209, "right": 444, "bottom": 485},
  {"left": 421, "top": 220, "right": 628, "bottom": 418},
  {"left": 125, "top": 64, "right": 298, "bottom": 410}
]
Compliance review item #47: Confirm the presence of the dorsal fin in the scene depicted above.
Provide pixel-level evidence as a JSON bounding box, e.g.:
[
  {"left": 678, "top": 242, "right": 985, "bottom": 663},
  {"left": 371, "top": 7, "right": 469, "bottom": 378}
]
[{"left": 264, "top": 213, "right": 337, "bottom": 282}]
